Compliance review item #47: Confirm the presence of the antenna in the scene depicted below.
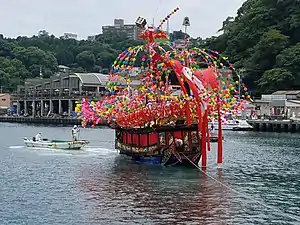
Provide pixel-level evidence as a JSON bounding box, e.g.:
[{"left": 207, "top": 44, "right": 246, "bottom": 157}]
[{"left": 167, "top": 19, "right": 170, "bottom": 34}]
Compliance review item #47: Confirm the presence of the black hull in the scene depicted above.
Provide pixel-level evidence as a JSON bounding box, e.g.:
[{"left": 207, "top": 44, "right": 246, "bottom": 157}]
[
  {"left": 118, "top": 150, "right": 201, "bottom": 167},
  {"left": 232, "top": 127, "right": 253, "bottom": 131}
]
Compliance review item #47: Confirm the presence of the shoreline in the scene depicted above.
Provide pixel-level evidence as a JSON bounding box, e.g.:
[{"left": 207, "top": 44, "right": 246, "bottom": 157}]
[
  {"left": 0, "top": 116, "right": 107, "bottom": 126},
  {"left": 2, "top": 116, "right": 300, "bottom": 133}
]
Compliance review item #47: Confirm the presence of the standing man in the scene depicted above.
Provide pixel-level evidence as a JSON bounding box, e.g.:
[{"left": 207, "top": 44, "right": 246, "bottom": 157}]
[
  {"left": 72, "top": 125, "right": 80, "bottom": 141},
  {"left": 35, "top": 132, "right": 42, "bottom": 141}
]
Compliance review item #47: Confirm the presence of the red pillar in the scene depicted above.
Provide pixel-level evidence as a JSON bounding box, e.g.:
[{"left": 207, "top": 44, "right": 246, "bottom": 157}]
[
  {"left": 206, "top": 108, "right": 211, "bottom": 152},
  {"left": 201, "top": 110, "right": 208, "bottom": 167},
  {"left": 217, "top": 95, "right": 223, "bottom": 164}
]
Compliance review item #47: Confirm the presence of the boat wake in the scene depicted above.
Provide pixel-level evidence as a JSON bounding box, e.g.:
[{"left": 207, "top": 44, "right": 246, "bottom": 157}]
[
  {"left": 84, "top": 146, "right": 116, "bottom": 152},
  {"left": 8, "top": 145, "right": 117, "bottom": 158},
  {"left": 82, "top": 146, "right": 118, "bottom": 157},
  {"left": 8, "top": 145, "right": 24, "bottom": 149}
]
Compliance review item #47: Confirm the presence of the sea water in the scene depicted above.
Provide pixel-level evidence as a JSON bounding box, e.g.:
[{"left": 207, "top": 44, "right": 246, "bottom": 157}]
[{"left": 0, "top": 123, "right": 299, "bottom": 225}]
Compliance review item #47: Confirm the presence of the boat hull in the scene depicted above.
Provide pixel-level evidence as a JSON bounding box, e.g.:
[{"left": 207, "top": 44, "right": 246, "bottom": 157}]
[
  {"left": 209, "top": 120, "right": 253, "bottom": 131},
  {"left": 115, "top": 126, "right": 203, "bottom": 167},
  {"left": 24, "top": 138, "right": 89, "bottom": 150},
  {"left": 120, "top": 150, "right": 201, "bottom": 166}
]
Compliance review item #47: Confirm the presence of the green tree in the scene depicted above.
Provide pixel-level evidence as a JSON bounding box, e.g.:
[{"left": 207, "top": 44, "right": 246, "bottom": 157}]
[
  {"left": 76, "top": 51, "right": 96, "bottom": 71},
  {"left": 12, "top": 46, "right": 58, "bottom": 77},
  {"left": 258, "top": 68, "right": 294, "bottom": 93},
  {"left": 0, "top": 57, "right": 29, "bottom": 90},
  {"left": 197, "top": 0, "right": 300, "bottom": 95}
]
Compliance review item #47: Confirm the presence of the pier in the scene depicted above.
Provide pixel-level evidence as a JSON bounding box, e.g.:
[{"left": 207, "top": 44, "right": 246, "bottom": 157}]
[
  {"left": 2, "top": 116, "right": 300, "bottom": 133},
  {"left": 0, "top": 116, "right": 81, "bottom": 125},
  {"left": 247, "top": 119, "right": 300, "bottom": 133},
  {"left": 0, "top": 116, "right": 107, "bottom": 126}
]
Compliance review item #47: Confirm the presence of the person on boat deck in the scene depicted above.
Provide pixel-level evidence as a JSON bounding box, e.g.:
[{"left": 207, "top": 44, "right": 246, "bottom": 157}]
[
  {"left": 175, "top": 138, "right": 183, "bottom": 147},
  {"left": 72, "top": 125, "right": 80, "bottom": 141},
  {"left": 35, "top": 132, "right": 42, "bottom": 141},
  {"left": 174, "top": 131, "right": 183, "bottom": 147}
]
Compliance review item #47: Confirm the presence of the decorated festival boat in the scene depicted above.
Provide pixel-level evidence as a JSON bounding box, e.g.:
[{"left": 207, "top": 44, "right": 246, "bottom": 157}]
[{"left": 76, "top": 8, "right": 252, "bottom": 167}]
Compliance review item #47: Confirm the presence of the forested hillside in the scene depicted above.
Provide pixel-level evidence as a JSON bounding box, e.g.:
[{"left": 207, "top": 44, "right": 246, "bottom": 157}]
[
  {"left": 0, "top": 0, "right": 299, "bottom": 95},
  {"left": 0, "top": 32, "right": 143, "bottom": 91},
  {"left": 196, "top": 0, "right": 300, "bottom": 95}
]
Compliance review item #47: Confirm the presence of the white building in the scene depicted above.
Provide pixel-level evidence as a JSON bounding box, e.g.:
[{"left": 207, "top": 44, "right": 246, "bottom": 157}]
[
  {"left": 102, "top": 19, "right": 143, "bottom": 40},
  {"left": 62, "top": 33, "right": 77, "bottom": 40},
  {"left": 87, "top": 35, "right": 96, "bottom": 41},
  {"left": 254, "top": 90, "right": 300, "bottom": 118}
]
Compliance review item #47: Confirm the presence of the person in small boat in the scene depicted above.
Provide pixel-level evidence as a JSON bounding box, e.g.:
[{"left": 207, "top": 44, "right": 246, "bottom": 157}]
[
  {"left": 35, "top": 132, "right": 42, "bottom": 142},
  {"left": 72, "top": 125, "right": 80, "bottom": 141}
]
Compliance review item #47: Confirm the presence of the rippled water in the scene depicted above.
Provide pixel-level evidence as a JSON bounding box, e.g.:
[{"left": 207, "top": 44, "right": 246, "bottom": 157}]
[{"left": 0, "top": 123, "right": 299, "bottom": 225}]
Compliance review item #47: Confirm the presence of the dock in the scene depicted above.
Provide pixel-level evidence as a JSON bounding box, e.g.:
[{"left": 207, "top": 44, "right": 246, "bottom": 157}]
[
  {"left": 247, "top": 119, "right": 300, "bottom": 132},
  {"left": 0, "top": 116, "right": 107, "bottom": 126},
  {"left": 2, "top": 116, "right": 300, "bottom": 132}
]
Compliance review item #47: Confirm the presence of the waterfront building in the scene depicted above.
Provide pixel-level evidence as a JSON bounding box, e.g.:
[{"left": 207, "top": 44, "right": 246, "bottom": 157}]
[
  {"left": 11, "top": 69, "right": 109, "bottom": 118},
  {"left": 102, "top": 19, "right": 143, "bottom": 40},
  {"left": 253, "top": 90, "right": 300, "bottom": 118},
  {"left": 11, "top": 65, "right": 141, "bottom": 118},
  {"left": 0, "top": 93, "right": 11, "bottom": 115}
]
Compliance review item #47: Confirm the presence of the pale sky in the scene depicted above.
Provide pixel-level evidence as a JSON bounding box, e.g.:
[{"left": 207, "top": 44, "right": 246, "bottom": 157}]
[{"left": 0, "top": 0, "right": 246, "bottom": 39}]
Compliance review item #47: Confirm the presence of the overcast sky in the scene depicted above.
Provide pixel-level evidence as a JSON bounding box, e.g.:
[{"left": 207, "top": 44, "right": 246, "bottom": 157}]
[{"left": 0, "top": 0, "right": 246, "bottom": 39}]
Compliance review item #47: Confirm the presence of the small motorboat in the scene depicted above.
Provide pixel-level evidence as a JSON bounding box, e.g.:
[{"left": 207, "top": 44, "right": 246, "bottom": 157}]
[
  {"left": 231, "top": 120, "right": 253, "bottom": 131},
  {"left": 209, "top": 119, "right": 253, "bottom": 131},
  {"left": 24, "top": 137, "right": 89, "bottom": 150},
  {"left": 208, "top": 135, "right": 224, "bottom": 143}
]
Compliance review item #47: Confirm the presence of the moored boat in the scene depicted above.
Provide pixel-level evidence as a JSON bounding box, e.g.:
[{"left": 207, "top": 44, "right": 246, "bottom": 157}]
[
  {"left": 209, "top": 118, "right": 253, "bottom": 131},
  {"left": 24, "top": 137, "right": 89, "bottom": 150},
  {"left": 209, "top": 135, "right": 224, "bottom": 142}
]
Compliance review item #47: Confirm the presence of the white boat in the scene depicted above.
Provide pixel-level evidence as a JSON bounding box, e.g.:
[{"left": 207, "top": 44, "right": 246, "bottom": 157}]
[
  {"left": 24, "top": 137, "right": 89, "bottom": 150},
  {"left": 209, "top": 111, "right": 253, "bottom": 132},
  {"left": 209, "top": 119, "right": 253, "bottom": 131}
]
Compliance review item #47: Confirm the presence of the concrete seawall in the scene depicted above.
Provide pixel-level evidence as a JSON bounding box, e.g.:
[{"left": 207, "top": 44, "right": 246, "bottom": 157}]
[
  {"left": 247, "top": 119, "right": 300, "bottom": 133},
  {"left": 2, "top": 117, "right": 300, "bottom": 132},
  {"left": 0, "top": 116, "right": 107, "bottom": 126}
]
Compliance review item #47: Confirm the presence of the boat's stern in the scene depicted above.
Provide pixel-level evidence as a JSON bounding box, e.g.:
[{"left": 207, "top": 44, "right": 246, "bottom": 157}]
[{"left": 68, "top": 140, "right": 90, "bottom": 149}]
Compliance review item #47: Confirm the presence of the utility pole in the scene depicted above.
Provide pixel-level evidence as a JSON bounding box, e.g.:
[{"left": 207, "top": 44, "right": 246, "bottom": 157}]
[
  {"left": 0, "top": 86, "right": 3, "bottom": 93},
  {"left": 238, "top": 74, "right": 241, "bottom": 97},
  {"left": 40, "top": 66, "right": 43, "bottom": 79},
  {"left": 238, "top": 68, "right": 246, "bottom": 97}
]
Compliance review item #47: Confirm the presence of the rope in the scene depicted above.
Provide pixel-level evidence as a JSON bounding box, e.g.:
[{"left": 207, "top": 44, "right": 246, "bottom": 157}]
[{"left": 181, "top": 153, "right": 300, "bottom": 222}]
